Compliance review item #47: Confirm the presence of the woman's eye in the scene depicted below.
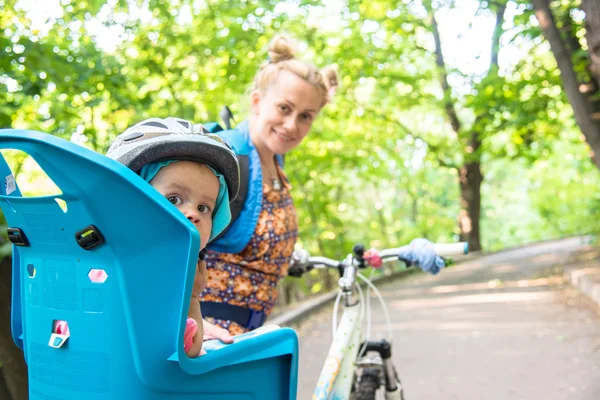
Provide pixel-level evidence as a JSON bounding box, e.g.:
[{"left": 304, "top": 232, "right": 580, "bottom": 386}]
[
  {"left": 167, "top": 195, "right": 183, "bottom": 205},
  {"left": 198, "top": 204, "right": 211, "bottom": 214},
  {"left": 278, "top": 104, "right": 289, "bottom": 113},
  {"left": 301, "top": 113, "right": 313, "bottom": 121}
]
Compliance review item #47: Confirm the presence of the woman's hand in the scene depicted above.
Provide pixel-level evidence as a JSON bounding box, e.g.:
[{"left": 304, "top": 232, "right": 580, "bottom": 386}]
[{"left": 202, "top": 319, "right": 234, "bottom": 343}]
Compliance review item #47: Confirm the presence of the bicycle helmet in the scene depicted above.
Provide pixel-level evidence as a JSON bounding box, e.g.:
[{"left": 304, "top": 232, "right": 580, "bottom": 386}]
[
  {"left": 107, "top": 117, "right": 240, "bottom": 245},
  {"left": 107, "top": 117, "right": 239, "bottom": 200}
]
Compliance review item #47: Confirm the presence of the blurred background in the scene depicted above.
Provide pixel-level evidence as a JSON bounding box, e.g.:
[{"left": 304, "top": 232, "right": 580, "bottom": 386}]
[{"left": 0, "top": 0, "right": 599, "bottom": 396}]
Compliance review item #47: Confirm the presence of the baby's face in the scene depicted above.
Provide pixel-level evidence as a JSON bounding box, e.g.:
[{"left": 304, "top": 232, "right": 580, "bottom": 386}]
[{"left": 150, "top": 161, "right": 219, "bottom": 249}]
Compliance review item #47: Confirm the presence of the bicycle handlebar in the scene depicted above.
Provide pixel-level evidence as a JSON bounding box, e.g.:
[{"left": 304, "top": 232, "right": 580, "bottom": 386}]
[
  {"left": 378, "top": 242, "right": 469, "bottom": 259},
  {"left": 301, "top": 256, "right": 341, "bottom": 269},
  {"left": 293, "top": 242, "right": 468, "bottom": 270}
]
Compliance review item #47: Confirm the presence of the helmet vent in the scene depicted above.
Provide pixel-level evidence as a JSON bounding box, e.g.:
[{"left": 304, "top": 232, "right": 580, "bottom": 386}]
[{"left": 122, "top": 131, "right": 144, "bottom": 141}]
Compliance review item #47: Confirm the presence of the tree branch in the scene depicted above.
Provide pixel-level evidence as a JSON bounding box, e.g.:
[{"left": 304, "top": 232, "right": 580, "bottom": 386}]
[
  {"left": 489, "top": 1, "right": 507, "bottom": 72},
  {"left": 430, "top": 12, "right": 461, "bottom": 134},
  {"left": 346, "top": 95, "right": 460, "bottom": 170}
]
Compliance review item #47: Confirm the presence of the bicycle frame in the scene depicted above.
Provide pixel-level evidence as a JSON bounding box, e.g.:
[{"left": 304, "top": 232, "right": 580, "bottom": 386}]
[{"left": 313, "top": 298, "right": 362, "bottom": 400}]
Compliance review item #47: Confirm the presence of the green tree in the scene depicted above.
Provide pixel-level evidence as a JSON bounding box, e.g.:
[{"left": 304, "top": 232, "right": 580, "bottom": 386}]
[{"left": 531, "top": 0, "right": 600, "bottom": 169}]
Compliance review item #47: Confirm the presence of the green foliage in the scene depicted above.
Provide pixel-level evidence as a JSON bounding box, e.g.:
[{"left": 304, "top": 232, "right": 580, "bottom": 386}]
[
  {"left": 482, "top": 126, "right": 600, "bottom": 250},
  {"left": 1, "top": 0, "right": 599, "bottom": 295}
]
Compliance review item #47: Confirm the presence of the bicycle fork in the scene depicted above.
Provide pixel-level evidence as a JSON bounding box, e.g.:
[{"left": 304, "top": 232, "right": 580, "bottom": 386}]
[{"left": 357, "top": 340, "right": 404, "bottom": 400}]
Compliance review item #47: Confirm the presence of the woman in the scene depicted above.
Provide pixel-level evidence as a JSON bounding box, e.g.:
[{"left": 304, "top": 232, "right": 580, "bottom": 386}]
[{"left": 200, "top": 35, "right": 339, "bottom": 336}]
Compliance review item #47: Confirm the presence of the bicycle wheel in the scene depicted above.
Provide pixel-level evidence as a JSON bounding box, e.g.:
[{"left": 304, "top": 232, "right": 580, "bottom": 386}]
[
  {"left": 394, "top": 376, "right": 406, "bottom": 400},
  {"left": 354, "top": 367, "right": 380, "bottom": 400},
  {"left": 390, "top": 366, "right": 406, "bottom": 400}
]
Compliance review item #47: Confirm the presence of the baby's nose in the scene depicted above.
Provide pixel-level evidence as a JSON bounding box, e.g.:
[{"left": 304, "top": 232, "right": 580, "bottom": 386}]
[{"left": 184, "top": 209, "right": 200, "bottom": 224}]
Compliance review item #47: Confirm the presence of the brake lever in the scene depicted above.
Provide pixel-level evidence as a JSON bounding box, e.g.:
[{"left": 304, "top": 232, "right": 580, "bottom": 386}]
[
  {"left": 353, "top": 244, "right": 367, "bottom": 268},
  {"left": 288, "top": 265, "right": 305, "bottom": 278}
]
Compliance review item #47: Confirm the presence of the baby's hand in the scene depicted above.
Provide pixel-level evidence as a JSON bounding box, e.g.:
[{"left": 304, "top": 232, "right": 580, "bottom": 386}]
[
  {"left": 192, "top": 260, "right": 208, "bottom": 299},
  {"left": 184, "top": 318, "right": 198, "bottom": 354}
]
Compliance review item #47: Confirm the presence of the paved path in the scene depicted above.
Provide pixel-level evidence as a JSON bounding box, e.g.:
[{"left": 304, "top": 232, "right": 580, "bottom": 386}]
[{"left": 296, "top": 237, "right": 600, "bottom": 399}]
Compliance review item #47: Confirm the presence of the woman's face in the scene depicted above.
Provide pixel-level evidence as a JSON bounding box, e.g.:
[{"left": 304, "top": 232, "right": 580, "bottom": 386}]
[{"left": 251, "top": 69, "right": 323, "bottom": 156}]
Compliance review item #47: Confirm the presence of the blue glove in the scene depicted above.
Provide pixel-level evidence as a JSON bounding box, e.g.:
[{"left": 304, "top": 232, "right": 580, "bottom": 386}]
[{"left": 399, "top": 238, "right": 445, "bottom": 275}]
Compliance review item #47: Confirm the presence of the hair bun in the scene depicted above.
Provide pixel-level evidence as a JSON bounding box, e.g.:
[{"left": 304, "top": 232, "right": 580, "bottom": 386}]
[
  {"left": 321, "top": 66, "right": 339, "bottom": 102},
  {"left": 268, "top": 35, "right": 296, "bottom": 63},
  {"left": 321, "top": 66, "right": 339, "bottom": 90}
]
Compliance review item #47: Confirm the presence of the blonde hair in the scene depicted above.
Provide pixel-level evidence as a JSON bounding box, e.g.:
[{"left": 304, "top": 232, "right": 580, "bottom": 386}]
[{"left": 253, "top": 35, "right": 339, "bottom": 107}]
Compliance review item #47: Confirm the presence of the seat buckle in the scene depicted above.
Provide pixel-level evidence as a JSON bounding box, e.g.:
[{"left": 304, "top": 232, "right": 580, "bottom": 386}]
[
  {"left": 7, "top": 227, "right": 29, "bottom": 246},
  {"left": 75, "top": 225, "right": 105, "bottom": 250}
]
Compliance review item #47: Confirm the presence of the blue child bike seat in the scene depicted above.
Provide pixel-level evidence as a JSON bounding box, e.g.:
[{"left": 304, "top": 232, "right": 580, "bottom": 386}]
[{"left": 0, "top": 130, "right": 298, "bottom": 400}]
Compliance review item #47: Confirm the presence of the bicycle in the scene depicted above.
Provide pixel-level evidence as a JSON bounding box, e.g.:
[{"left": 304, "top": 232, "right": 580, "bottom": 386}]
[{"left": 288, "top": 241, "right": 468, "bottom": 400}]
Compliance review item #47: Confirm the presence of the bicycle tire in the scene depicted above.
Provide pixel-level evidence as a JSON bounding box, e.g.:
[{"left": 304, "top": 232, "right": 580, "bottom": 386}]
[
  {"left": 354, "top": 367, "right": 380, "bottom": 400},
  {"left": 395, "top": 377, "right": 406, "bottom": 400},
  {"left": 393, "top": 366, "right": 406, "bottom": 400}
]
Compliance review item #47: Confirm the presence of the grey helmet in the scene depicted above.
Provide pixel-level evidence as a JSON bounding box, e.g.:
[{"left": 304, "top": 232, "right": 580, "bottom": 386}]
[{"left": 106, "top": 117, "right": 239, "bottom": 200}]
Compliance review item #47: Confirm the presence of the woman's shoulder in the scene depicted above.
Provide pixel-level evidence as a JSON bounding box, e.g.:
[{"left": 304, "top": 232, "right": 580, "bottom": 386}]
[{"left": 217, "top": 121, "right": 253, "bottom": 155}]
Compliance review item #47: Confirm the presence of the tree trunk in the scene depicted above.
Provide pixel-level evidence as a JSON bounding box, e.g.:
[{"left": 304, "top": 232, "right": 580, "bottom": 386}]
[
  {"left": 583, "top": 0, "right": 600, "bottom": 85},
  {"left": 0, "top": 367, "right": 13, "bottom": 400},
  {"left": 456, "top": 2, "right": 503, "bottom": 253},
  {"left": 429, "top": 1, "right": 506, "bottom": 252},
  {"left": 458, "top": 154, "right": 483, "bottom": 252},
  {"left": 0, "top": 256, "right": 29, "bottom": 400},
  {"left": 532, "top": 0, "right": 600, "bottom": 169},
  {"left": 558, "top": 11, "right": 600, "bottom": 117},
  {"left": 430, "top": 10, "right": 487, "bottom": 251}
]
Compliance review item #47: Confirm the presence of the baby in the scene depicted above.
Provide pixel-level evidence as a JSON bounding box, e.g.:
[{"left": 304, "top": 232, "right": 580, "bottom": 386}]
[{"left": 107, "top": 117, "right": 239, "bottom": 357}]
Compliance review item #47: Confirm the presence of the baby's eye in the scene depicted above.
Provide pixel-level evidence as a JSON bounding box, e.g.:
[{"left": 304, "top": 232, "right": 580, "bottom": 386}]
[
  {"left": 278, "top": 104, "right": 289, "bottom": 113},
  {"left": 198, "top": 204, "right": 212, "bottom": 214},
  {"left": 167, "top": 195, "right": 183, "bottom": 205}
]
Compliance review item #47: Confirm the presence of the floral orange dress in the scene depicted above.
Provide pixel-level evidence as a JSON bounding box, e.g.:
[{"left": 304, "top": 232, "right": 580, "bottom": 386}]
[{"left": 200, "top": 166, "right": 297, "bottom": 335}]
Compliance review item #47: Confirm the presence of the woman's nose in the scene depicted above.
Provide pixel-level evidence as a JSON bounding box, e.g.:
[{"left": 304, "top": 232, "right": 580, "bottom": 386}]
[{"left": 283, "top": 115, "right": 297, "bottom": 132}]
